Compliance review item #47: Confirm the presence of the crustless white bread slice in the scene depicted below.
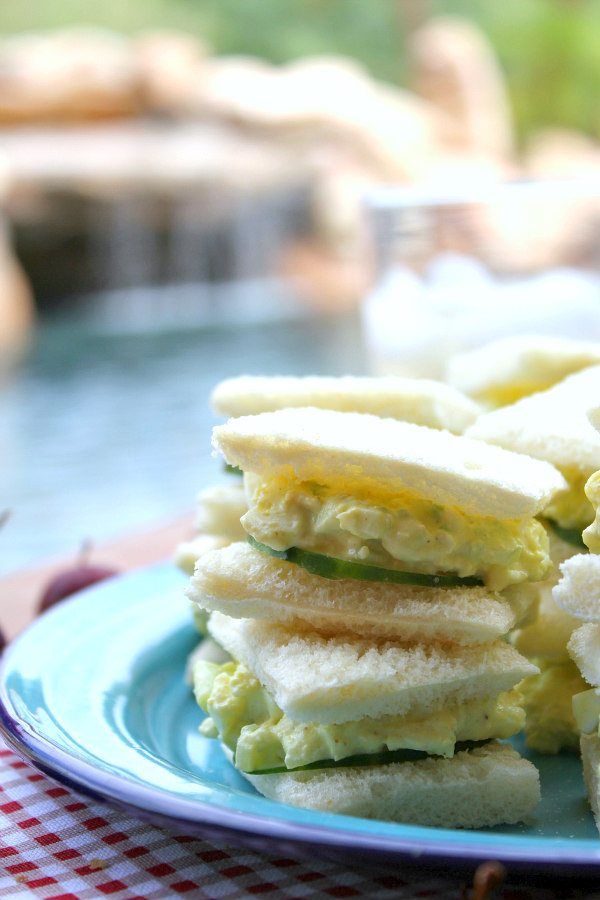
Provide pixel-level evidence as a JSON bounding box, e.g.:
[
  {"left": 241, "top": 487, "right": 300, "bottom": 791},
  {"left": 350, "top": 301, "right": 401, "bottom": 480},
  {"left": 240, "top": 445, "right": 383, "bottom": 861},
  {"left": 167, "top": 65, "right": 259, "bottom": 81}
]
[
  {"left": 465, "top": 365, "right": 600, "bottom": 473},
  {"left": 194, "top": 484, "right": 247, "bottom": 541},
  {"left": 189, "top": 542, "right": 517, "bottom": 644},
  {"left": 568, "top": 623, "right": 600, "bottom": 687},
  {"left": 554, "top": 554, "right": 600, "bottom": 623},
  {"left": 207, "top": 612, "right": 538, "bottom": 725},
  {"left": 580, "top": 733, "right": 600, "bottom": 834},
  {"left": 174, "top": 534, "right": 230, "bottom": 576},
  {"left": 212, "top": 408, "right": 565, "bottom": 520},
  {"left": 446, "top": 335, "right": 600, "bottom": 406},
  {"left": 244, "top": 742, "right": 540, "bottom": 828},
  {"left": 210, "top": 375, "right": 480, "bottom": 433}
]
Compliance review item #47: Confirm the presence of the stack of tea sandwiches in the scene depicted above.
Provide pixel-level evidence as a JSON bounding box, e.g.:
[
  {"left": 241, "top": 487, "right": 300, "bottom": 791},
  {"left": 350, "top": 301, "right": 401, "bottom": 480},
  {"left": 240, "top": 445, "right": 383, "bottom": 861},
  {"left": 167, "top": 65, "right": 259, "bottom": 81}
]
[{"left": 184, "top": 375, "right": 568, "bottom": 828}]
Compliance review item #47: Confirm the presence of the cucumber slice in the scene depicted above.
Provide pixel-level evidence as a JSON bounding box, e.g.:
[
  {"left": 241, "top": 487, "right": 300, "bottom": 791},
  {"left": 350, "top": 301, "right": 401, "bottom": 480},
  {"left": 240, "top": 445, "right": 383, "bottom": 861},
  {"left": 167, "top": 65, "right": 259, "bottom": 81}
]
[
  {"left": 247, "top": 536, "right": 484, "bottom": 588},
  {"left": 546, "top": 518, "right": 588, "bottom": 550},
  {"left": 242, "top": 741, "right": 487, "bottom": 775}
]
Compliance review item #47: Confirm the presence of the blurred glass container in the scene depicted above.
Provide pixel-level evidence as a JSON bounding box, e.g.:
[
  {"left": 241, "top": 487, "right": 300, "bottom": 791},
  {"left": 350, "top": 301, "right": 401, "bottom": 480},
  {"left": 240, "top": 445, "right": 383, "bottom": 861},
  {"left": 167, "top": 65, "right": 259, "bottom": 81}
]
[{"left": 362, "top": 180, "right": 600, "bottom": 378}]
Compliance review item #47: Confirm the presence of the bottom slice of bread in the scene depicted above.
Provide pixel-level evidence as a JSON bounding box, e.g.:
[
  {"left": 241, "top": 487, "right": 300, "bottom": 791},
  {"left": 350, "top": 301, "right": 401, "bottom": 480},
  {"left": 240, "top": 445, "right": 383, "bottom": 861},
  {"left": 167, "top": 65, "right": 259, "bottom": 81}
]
[
  {"left": 243, "top": 742, "right": 539, "bottom": 829},
  {"left": 580, "top": 733, "right": 600, "bottom": 835}
]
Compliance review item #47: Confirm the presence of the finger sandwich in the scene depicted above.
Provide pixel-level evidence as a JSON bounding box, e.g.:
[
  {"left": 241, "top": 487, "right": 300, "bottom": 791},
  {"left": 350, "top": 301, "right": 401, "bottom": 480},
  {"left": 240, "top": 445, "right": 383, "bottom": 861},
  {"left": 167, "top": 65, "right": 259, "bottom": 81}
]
[
  {"left": 211, "top": 375, "right": 480, "bottom": 434},
  {"left": 446, "top": 335, "right": 600, "bottom": 409},
  {"left": 552, "top": 405, "right": 600, "bottom": 831},
  {"left": 466, "top": 369, "right": 600, "bottom": 753},
  {"left": 188, "top": 408, "right": 568, "bottom": 827},
  {"left": 176, "top": 375, "right": 480, "bottom": 576}
]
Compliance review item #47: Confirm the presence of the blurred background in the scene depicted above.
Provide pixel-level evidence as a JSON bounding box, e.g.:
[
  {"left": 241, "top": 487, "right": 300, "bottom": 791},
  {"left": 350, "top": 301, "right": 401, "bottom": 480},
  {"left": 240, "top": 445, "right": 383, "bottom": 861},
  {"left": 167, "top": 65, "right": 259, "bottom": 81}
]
[{"left": 3, "top": 0, "right": 600, "bottom": 574}]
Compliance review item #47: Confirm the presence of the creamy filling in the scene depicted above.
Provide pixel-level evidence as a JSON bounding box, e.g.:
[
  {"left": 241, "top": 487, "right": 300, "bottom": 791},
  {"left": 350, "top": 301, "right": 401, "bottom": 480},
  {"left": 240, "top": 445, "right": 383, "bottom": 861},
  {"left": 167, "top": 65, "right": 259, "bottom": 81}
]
[
  {"left": 583, "top": 470, "right": 600, "bottom": 552},
  {"left": 194, "top": 659, "right": 525, "bottom": 773},
  {"left": 241, "top": 474, "right": 550, "bottom": 592},
  {"left": 544, "top": 467, "right": 594, "bottom": 532},
  {"left": 519, "top": 659, "right": 586, "bottom": 755}
]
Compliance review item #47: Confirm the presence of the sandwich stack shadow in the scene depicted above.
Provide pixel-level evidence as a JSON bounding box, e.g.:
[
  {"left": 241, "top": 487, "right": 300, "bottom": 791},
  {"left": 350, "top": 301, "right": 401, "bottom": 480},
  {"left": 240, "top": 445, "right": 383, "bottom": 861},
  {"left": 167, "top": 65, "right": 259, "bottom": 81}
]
[{"left": 186, "top": 405, "right": 568, "bottom": 828}]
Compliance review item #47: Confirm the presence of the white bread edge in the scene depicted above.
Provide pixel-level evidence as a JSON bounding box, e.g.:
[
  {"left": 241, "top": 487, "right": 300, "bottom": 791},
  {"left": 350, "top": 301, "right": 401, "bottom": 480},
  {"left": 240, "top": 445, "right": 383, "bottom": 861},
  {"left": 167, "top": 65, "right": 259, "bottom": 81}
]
[
  {"left": 553, "top": 554, "right": 600, "bottom": 623},
  {"left": 242, "top": 742, "right": 540, "bottom": 828},
  {"left": 212, "top": 407, "right": 566, "bottom": 520},
  {"left": 207, "top": 612, "right": 538, "bottom": 724},
  {"left": 188, "top": 542, "right": 516, "bottom": 645},
  {"left": 210, "top": 375, "right": 480, "bottom": 433}
]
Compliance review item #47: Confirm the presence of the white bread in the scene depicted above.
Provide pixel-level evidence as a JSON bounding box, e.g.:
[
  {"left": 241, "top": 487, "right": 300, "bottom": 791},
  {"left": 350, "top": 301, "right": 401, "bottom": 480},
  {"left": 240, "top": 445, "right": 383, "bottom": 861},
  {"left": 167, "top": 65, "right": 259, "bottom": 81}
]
[
  {"left": 189, "top": 542, "right": 517, "bottom": 644},
  {"left": 213, "top": 408, "right": 566, "bottom": 520},
  {"left": 194, "top": 484, "right": 247, "bottom": 541},
  {"left": 580, "top": 733, "right": 600, "bottom": 834},
  {"left": 553, "top": 553, "right": 600, "bottom": 622},
  {"left": 568, "top": 623, "right": 600, "bottom": 686},
  {"left": 466, "top": 365, "right": 600, "bottom": 473},
  {"left": 589, "top": 406, "right": 600, "bottom": 434},
  {"left": 174, "top": 534, "right": 230, "bottom": 576},
  {"left": 244, "top": 742, "right": 540, "bottom": 828},
  {"left": 446, "top": 335, "right": 600, "bottom": 406},
  {"left": 207, "top": 612, "right": 538, "bottom": 725},
  {"left": 211, "top": 375, "right": 480, "bottom": 433}
]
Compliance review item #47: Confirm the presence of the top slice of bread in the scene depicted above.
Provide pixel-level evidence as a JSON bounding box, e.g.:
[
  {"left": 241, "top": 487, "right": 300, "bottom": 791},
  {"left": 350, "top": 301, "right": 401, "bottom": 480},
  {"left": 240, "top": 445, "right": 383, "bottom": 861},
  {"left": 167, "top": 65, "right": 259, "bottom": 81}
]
[
  {"left": 446, "top": 335, "right": 600, "bottom": 403},
  {"left": 210, "top": 375, "right": 480, "bottom": 434},
  {"left": 188, "top": 541, "right": 517, "bottom": 645},
  {"left": 207, "top": 611, "right": 538, "bottom": 725},
  {"left": 466, "top": 365, "right": 600, "bottom": 472},
  {"left": 212, "top": 407, "right": 566, "bottom": 519}
]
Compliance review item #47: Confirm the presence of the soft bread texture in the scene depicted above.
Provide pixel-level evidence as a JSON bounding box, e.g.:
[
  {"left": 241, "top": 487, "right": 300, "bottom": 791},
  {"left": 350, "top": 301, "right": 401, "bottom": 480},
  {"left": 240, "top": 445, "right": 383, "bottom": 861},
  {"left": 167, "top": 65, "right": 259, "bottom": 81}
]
[
  {"left": 211, "top": 375, "right": 480, "bottom": 433},
  {"left": 466, "top": 366, "right": 600, "bottom": 473},
  {"left": 174, "top": 534, "right": 230, "bottom": 576},
  {"left": 189, "top": 542, "right": 517, "bottom": 644},
  {"left": 207, "top": 612, "right": 538, "bottom": 725},
  {"left": 580, "top": 733, "right": 600, "bottom": 834},
  {"left": 244, "top": 742, "right": 540, "bottom": 828},
  {"left": 554, "top": 554, "right": 600, "bottom": 622},
  {"left": 589, "top": 406, "right": 600, "bottom": 434},
  {"left": 213, "top": 408, "right": 566, "bottom": 519},
  {"left": 568, "top": 623, "right": 600, "bottom": 687},
  {"left": 194, "top": 484, "right": 247, "bottom": 541},
  {"left": 446, "top": 335, "right": 600, "bottom": 406}
]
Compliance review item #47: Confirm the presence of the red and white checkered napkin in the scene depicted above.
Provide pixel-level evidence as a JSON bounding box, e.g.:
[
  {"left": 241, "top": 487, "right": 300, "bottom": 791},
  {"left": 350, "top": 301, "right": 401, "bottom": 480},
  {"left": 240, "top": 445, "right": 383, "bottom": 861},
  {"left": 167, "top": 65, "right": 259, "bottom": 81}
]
[{"left": 0, "top": 740, "right": 563, "bottom": 900}]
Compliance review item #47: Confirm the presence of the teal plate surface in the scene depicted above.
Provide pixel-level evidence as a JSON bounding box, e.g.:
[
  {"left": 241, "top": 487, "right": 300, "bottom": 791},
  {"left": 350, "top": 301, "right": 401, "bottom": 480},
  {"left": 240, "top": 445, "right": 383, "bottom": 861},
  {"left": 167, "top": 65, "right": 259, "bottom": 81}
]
[{"left": 1, "top": 564, "right": 599, "bottom": 875}]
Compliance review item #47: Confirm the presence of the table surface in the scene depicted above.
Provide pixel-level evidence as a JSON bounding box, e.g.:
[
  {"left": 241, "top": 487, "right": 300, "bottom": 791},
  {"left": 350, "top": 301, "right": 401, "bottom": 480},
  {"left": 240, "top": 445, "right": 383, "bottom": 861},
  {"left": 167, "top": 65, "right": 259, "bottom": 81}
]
[{"left": 0, "top": 522, "right": 594, "bottom": 899}]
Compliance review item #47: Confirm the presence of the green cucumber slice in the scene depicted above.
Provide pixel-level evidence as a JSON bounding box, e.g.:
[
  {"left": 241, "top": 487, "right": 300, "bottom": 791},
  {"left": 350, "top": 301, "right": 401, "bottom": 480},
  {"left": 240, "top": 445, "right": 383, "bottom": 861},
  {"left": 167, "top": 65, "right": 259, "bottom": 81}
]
[
  {"left": 247, "top": 536, "right": 484, "bottom": 588},
  {"left": 546, "top": 518, "right": 588, "bottom": 550},
  {"left": 242, "top": 740, "right": 487, "bottom": 775}
]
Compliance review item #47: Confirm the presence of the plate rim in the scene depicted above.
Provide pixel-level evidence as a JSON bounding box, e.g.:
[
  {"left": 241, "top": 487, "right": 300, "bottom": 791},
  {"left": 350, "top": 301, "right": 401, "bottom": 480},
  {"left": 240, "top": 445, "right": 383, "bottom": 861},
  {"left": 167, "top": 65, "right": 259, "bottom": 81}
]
[{"left": 2, "top": 564, "right": 600, "bottom": 873}]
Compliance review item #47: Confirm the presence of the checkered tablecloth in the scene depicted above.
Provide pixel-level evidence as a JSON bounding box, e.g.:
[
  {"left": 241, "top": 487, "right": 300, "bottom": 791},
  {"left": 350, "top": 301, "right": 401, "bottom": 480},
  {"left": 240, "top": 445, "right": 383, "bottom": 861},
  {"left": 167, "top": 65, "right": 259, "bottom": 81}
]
[{"left": 0, "top": 739, "right": 590, "bottom": 899}]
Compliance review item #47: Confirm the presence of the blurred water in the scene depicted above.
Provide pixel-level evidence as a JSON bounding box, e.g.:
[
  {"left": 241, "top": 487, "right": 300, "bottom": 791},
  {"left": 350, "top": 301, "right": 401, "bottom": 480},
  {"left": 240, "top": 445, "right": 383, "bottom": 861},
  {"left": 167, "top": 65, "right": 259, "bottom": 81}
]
[{"left": 0, "top": 304, "right": 364, "bottom": 575}]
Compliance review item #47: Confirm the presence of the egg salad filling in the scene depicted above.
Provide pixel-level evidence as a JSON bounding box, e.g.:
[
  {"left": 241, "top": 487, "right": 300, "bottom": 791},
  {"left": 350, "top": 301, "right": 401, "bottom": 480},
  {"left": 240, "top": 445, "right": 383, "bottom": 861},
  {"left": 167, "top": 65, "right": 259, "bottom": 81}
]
[
  {"left": 544, "top": 467, "right": 594, "bottom": 533},
  {"left": 518, "top": 660, "right": 587, "bottom": 754},
  {"left": 240, "top": 475, "right": 550, "bottom": 592},
  {"left": 193, "top": 659, "right": 525, "bottom": 773},
  {"left": 583, "top": 470, "right": 600, "bottom": 552}
]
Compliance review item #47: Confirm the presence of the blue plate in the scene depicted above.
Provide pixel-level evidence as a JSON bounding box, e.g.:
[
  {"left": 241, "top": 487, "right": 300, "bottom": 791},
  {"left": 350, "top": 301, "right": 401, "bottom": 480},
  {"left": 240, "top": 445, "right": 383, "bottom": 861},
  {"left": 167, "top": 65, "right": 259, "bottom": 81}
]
[{"left": 1, "top": 564, "right": 599, "bottom": 875}]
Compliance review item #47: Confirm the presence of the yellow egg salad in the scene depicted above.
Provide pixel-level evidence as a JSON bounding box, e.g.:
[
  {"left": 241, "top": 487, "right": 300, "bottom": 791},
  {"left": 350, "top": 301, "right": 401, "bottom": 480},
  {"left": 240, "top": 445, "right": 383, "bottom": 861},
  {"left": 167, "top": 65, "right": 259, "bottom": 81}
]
[
  {"left": 241, "top": 474, "right": 551, "bottom": 593},
  {"left": 194, "top": 660, "right": 525, "bottom": 773}
]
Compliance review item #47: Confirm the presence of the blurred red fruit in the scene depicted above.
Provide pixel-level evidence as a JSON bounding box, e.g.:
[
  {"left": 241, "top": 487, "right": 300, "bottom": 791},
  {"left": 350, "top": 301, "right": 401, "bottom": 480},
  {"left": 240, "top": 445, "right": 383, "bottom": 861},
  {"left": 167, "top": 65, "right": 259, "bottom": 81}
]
[{"left": 38, "top": 565, "right": 118, "bottom": 614}]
